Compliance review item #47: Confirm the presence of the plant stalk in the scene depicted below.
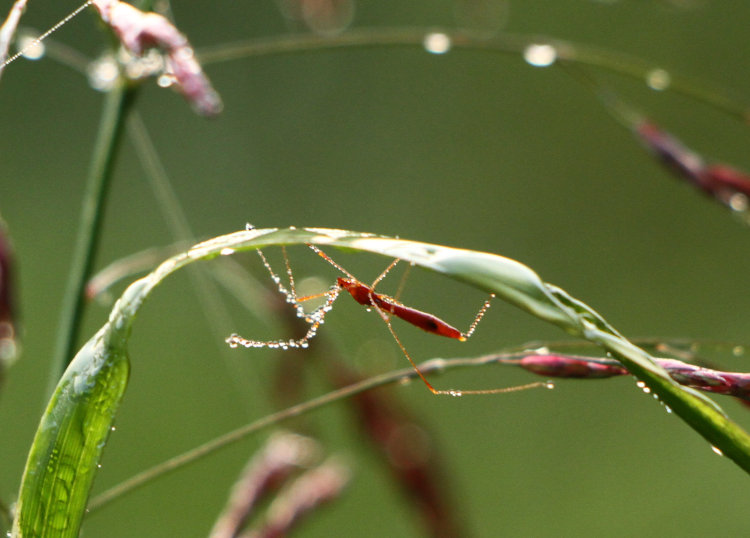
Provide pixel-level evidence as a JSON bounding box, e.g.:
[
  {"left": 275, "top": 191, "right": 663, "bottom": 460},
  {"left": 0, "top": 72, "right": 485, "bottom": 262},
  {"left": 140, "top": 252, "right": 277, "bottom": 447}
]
[{"left": 47, "top": 83, "right": 135, "bottom": 397}]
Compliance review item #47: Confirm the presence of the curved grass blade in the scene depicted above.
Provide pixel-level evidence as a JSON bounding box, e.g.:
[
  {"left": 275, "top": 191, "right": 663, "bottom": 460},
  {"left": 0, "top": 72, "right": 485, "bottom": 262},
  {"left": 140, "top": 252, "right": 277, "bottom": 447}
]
[
  {"left": 13, "top": 227, "right": 750, "bottom": 537},
  {"left": 12, "top": 330, "right": 130, "bottom": 537},
  {"left": 216, "top": 227, "right": 750, "bottom": 472}
]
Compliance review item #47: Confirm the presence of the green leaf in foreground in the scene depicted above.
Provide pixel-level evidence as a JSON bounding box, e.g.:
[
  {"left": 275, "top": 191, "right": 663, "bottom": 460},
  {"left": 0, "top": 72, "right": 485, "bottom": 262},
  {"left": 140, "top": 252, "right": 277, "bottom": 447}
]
[{"left": 13, "top": 227, "right": 750, "bottom": 536}]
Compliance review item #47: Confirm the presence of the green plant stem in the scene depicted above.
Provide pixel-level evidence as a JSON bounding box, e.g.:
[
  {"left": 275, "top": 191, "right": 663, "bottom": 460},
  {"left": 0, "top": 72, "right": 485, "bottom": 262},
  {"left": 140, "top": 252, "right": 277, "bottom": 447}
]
[
  {"left": 197, "top": 28, "right": 750, "bottom": 122},
  {"left": 47, "top": 84, "right": 136, "bottom": 397},
  {"left": 86, "top": 354, "right": 548, "bottom": 513}
]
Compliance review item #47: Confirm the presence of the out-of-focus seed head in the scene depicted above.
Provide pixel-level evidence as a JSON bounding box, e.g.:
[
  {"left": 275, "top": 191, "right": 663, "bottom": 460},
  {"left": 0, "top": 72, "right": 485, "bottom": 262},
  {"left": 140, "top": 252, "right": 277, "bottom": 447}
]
[{"left": 0, "top": 219, "right": 19, "bottom": 366}]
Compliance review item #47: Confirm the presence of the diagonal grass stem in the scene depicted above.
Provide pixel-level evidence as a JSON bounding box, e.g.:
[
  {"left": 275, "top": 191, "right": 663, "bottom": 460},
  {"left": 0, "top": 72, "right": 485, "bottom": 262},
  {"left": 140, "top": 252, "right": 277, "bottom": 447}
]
[{"left": 87, "top": 354, "right": 548, "bottom": 513}]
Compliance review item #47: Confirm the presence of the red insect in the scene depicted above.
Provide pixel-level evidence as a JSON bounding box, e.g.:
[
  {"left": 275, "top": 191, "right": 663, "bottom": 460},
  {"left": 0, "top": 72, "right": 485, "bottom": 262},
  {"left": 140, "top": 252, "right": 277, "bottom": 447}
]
[{"left": 227, "top": 244, "right": 532, "bottom": 396}]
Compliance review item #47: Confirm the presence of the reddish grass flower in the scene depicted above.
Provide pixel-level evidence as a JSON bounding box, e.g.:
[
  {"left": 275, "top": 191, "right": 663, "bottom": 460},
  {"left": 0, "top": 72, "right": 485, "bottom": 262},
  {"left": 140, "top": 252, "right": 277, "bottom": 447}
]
[
  {"left": 210, "top": 432, "right": 345, "bottom": 538},
  {"left": 656, "top": 358, "right": 750, "bottom": 403},
  {"left": 636, "top": 121, "right": 705, "bottom": 185},
  {"left": 277, "top": 0, "right": 355, "bottom": 35},
  {"left": 247, "top": 459, "right": 350, "bottom": 538},
  {"left": 700, "top": 164, "right": 750, "bottom": 210},
  {"left": 518, "top": 353, "right": 750, "bottom": 406},
  {"left": 519, "top": 354, "right": 627, "bottom": 378},
  {"left": 92, "top": 0, "right": 222, "bottom": 116},
  {"left": 635, "top": 120, "right": 750, "bottom": 211},
  {"left": 0, "top": 0, "right": 28, "bottom": 82},
  {"left": 326, "top": 363, "right": 465, "bottom": 538},
  {"left": 0, "top": 221, "right": 18, "bottom": 365}
]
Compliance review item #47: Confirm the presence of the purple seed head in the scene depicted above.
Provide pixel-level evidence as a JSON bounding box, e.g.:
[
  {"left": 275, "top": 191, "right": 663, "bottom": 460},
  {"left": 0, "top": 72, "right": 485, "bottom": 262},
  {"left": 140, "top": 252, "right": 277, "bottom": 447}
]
[
  {"left": 0, "top": 222, "right": 18, "bottom": 363},
  {"left": 520, "top": 355, "right": 627, "bottom": 378}
]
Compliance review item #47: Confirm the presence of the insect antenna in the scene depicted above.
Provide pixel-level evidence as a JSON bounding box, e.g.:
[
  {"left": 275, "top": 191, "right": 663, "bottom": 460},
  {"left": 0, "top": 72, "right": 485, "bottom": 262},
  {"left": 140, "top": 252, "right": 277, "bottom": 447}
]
[
  {"left": 370, "top": 257, "right": 400, "bottom": 290},
  {"left": 392, "top": 261, "right": 412, "bottom": 304}
]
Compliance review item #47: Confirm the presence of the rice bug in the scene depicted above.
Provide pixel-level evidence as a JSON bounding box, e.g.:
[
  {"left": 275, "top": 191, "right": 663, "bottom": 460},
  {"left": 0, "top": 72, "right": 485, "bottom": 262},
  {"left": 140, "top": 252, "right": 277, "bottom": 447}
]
[{"left": 227, "top": 243, "right": 542, "bottom": 396}]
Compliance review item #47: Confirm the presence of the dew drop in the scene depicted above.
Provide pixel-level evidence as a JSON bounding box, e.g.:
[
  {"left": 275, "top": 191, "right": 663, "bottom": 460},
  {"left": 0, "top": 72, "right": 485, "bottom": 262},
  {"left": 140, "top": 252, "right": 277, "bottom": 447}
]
[
  {"left": 449, "top": 390, "right": 463, "bottom": 397},
  {"left": 544, "top": 382, "right": 555, "bottom": 390},
  {"left": 0, "top": 338, "right": 16, "bottom": 362},
  {"left": 711, "top": 445, "right": 724, "bottom": 456},
  {"left": 228, "top": 341, "right": 238, "bottom": 349},
  {"left": 728, "top": 193, "right": 748, "bottom": 212},
  {"left": 636, "top": 380, "right": 651, "bottom": 393},
  {"left": 157, "top": 73, "right": 177, "bottom": 88},
  {"left": 87, "top": 55, "right": 120, "bottom": 92},
  {"left": 423, "top": 32, "right": 452, "bottom": 55},
  {"left": 16, "top": 34, "right": 45, "bottom": 60},
  {"left": 523, "top": 44, "right": 557, "bottom": 67},
  {"left": 664, "top": 405, "right": 672, "bottom": 414},
  {"left": 646, "top": 68, "right": 671, "bottom": 91},
  {"left": 733, "top": 345, "right": 745, "bottom": 357},
  {"left": 220, "top": 247, "right": 235, "bottom": 256}
]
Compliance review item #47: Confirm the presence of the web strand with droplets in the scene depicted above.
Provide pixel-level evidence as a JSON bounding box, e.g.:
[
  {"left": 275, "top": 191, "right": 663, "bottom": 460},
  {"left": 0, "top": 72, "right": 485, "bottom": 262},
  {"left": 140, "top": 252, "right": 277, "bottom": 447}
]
[{"left": 2, "top": 0, "right": 92, "bottom": 68}]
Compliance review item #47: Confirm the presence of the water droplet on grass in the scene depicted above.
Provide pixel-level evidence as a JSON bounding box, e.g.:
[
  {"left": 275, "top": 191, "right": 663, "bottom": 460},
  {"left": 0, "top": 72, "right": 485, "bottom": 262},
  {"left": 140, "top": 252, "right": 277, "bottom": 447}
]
[
  {"left": 87, "top": 55, "right": 120, "bottom": 92},
  {"left": 646, "top": 68, "right": 671, "bottom": 91},
  {"left": 523, "top": 44, "right": 557, "bottom": 67},
  {"left": 423, "top": 33, "right": 451, "bottom": 54},
  {"left": 728, "top": 193, "right": 748, "bottom": 212},
  {"left": 157, "top": 73, "right": 177, "bottom": 88},
  {"left": 16, "top": 34, "right": 45, "bottom": 60}
]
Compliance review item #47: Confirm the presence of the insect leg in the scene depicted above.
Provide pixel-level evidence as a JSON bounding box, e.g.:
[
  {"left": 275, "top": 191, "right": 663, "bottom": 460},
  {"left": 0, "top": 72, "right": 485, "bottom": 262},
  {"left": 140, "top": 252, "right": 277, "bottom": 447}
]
[
  {"left": 226, "top": 284, "right": 342, "bottom": 350},
  {"left": 369, "top": 293, "right": 545, "bottom": 396}
]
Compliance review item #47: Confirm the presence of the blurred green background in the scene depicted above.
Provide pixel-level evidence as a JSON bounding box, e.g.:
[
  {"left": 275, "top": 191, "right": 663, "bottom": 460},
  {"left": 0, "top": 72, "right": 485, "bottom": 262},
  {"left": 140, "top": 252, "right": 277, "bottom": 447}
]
[{"left": 3, "top": 0, "right": 750, "bottom": 536}]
